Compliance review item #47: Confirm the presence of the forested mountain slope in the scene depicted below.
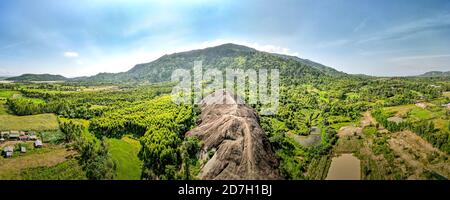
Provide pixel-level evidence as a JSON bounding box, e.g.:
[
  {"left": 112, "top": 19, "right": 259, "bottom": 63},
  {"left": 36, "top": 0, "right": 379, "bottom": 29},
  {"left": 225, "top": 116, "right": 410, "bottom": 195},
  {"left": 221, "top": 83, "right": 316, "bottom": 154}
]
[
  {"left": 7, "top": 74, "right": 67, "bottom": 81},
  {"left": 81, "top": 43, "right": 340, "bottom": 83}
]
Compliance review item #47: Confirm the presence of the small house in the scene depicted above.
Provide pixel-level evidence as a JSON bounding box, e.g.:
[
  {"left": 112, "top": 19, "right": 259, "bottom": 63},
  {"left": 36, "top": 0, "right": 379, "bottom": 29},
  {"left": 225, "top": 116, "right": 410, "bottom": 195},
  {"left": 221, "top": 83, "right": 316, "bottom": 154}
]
[
  {"left": 21, "top": 146, "right": 26, "bottom": 153},
  {"left": 9, "top": 131, "right": 20, "bottom": 140},
  {"left": 1, "top": 131, "right": 9, "bottom": 138},
  {"left": 19, "top": 135, "right": 29, "bottom": 141},
  {"left": 34, "top": 140, "right": 43, "bottom": 148},
  {"left": 3, "top": 146, "right": 14, "bottom": 157},
  {"left": 19, "top": 131, "right": 26, "bottom": 136}
]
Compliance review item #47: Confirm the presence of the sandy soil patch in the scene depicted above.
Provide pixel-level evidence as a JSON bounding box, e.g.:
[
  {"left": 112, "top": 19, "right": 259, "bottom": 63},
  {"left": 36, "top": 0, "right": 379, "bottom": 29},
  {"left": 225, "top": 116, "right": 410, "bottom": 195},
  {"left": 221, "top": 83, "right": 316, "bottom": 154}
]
[{"left": 337, "top": 126, "right": 362, "bottom": 137}]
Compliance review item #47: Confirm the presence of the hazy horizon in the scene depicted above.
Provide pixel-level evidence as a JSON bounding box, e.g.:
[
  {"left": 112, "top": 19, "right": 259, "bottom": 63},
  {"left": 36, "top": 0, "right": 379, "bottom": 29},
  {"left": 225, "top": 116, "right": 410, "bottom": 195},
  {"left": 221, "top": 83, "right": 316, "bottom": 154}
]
[{"left": 1, "top": 0, "right": 450, "bottom": 77}]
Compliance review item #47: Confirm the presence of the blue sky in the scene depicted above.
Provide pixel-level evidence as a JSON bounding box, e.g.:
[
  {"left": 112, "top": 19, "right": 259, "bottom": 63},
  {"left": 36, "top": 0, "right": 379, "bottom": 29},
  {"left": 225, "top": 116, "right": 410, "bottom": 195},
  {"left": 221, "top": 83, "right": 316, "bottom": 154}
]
[{"left": 0, "top": 0, "right": 449, "bottom": 77}]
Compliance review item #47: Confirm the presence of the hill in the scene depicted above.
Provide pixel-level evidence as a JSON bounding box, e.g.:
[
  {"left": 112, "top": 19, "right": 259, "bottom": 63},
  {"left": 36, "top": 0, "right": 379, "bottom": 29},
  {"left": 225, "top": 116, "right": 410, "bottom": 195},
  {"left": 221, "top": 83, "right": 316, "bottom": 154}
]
[
  {"left": 418, "top": 71, "right": 450, "bottom": 77},
  {"left": 81, "top": 43, "right": 344, "bottom": 83},
  {"left": 271, "top": 53, "right": 345, "bottom": 76},
  {"left": 7, "top": 74, "right": 67, "bottom": 81}
]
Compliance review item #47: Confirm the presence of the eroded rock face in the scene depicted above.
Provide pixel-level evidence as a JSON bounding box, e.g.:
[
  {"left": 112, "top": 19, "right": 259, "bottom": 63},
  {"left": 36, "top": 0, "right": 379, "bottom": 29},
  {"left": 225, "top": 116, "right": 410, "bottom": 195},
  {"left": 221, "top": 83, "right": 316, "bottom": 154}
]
[{"left": 186, "top": 90, "right": 282, "bottom": 180}]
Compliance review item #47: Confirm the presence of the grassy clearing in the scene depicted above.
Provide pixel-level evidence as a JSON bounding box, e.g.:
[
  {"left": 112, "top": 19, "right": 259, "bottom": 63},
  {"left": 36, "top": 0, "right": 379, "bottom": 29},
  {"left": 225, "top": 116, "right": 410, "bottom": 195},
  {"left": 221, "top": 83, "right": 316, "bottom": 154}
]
[
  {"left": 0, "top": 89, "right": 20, "bottom": 99},
  {"left": 409, "top": 107, "right": 434, "bottom": 120},
  {"left": 334, "top": 136, "right": 363, "bottom": 153},
  {"left": 107, "top": 136, "right": 142, "bottom": 180},
  {"left": 443, "top": 92, "right": 450, "bottom": 98},
  {"left": 20, "top": 159, "right": 86, "bottom": 180},
  {"left": 0, "top": 113, "right": 59, "bottom": 131},
  {"left": 383, "top": 104, "right": 415, "bottom": 117},
  {"left": 0, "top": 100, "right": 8, "bottom": 115},
  {"left": 433, "top": 118, "right": 449, "bottom": 130}
]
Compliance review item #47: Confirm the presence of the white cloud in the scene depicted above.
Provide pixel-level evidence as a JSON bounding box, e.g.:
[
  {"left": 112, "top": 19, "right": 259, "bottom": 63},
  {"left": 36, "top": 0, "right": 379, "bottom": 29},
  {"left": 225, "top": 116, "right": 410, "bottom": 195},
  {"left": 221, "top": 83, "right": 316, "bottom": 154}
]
[{"left": 63, "top": 51, "right": 79, "bottom": 58}]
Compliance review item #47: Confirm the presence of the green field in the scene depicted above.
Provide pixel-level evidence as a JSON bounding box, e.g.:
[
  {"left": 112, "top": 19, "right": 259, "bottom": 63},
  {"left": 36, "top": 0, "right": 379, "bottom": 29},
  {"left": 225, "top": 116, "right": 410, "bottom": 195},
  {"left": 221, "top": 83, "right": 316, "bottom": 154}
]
[
  {"left": 107, "top": 136, "right": 142, "bottom": 180},
  {"left": 20, "top": 159, "right": 87, "bottom": 180},
  {"left": 0, "top": 113, "right": 59, "bottom": 131},
  {"left": 443, "top": 92, "right": 450, "bottom": 98},
  {"left": 0, "top": 100, "right": 8, "bottom": 115},
  {"left": 0, "top": 89, "right": 20, "bottom": 99},
  {"left": 409, "top": 107, "right": 434, "bottom": 120},
  {"left": 383, "top": 104, "right": 415, "bottom": 117}
]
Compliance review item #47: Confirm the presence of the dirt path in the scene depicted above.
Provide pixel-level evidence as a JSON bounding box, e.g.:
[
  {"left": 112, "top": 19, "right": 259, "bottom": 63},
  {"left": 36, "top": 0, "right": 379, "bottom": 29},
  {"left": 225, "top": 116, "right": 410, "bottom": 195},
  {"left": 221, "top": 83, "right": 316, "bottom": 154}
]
[
  {"left": 0, "top": 147, "right": 75, "bottom": 179},
  {"left": 362, "top": 111, "right": 388, "bottom": 132},
  {"left": 337, "top": 111, "right": 384, "bottom": 138}
]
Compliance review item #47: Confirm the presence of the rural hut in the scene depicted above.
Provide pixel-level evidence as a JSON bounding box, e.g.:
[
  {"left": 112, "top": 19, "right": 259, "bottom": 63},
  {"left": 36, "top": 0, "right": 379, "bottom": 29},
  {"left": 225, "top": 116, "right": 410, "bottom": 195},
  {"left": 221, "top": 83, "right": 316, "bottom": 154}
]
[
  {"left": 19, "top": 135, "right": 29, "bottom": 141},
  {"left": 3, "top": 146, "right": 14, "bottom": 157},
  {"left": 1, "top": 131, "right": 9, "bottom": 138},
  {"left": 9, "top": 131, "right": 20, "bottom": 140},
  {"left": 21, "top": 146, "right": 27, "bottom": 153},
  {"left": 34, "top": 140, "right": 43, "bottom": 148}
]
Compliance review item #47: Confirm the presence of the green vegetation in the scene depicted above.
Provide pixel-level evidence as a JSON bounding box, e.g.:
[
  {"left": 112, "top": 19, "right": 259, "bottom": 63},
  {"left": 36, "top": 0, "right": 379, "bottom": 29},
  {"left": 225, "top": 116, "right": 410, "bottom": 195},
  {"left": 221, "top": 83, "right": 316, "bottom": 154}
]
[
  {"left": 107, "top": 136, "right": 142, "bottom": 180},
  {"left": 373, "top": 103, "right": 450, "bottom": 153},
  {"left": 0, "top": 44, "right": 449, "bottom": 180},
  {"left": 0, "top": 113, "right": 59, "bottom": 131},
  {"left": 20, "top": 159, "right": 87, "bottom": 180},
  {"left": 0, "top": 89, "right": 20, "bottom": 99},
  {"left": 6, "top": 73, "right": 67, "bottom": 81}
]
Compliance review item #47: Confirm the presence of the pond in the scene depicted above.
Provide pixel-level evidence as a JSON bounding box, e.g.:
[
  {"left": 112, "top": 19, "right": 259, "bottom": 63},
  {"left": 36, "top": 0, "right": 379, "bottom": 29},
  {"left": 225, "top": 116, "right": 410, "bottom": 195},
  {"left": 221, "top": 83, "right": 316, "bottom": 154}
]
[{"left": 325, "top": 153, "right": 361, "bottom": 180}]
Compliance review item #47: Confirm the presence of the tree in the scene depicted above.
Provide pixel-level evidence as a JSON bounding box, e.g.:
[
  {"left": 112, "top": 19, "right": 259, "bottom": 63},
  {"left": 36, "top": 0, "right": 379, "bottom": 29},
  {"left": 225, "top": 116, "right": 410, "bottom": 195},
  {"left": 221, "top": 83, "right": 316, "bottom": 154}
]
[
  {"left": 139, "top": 128, "right": 182, "bottom": 180},
  {"left": 75, "top": 137, "right": 116, "bottom": 180}
]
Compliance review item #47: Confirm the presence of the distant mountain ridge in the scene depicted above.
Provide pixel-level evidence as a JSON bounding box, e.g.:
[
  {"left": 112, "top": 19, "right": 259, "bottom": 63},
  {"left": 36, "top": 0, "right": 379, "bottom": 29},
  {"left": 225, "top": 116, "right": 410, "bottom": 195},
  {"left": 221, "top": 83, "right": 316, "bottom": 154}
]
[
  {"left": 418, "top": 71, "right": 450, "bottom": 77},
  {"left": 6, "top": 44, "right": 345, "bottom": 83},
  {"left": 270, "top": 53, "right": 345, "bottom": 76},
  {"left": 7, "top": 73, "right": 67, "bottom": 81}
]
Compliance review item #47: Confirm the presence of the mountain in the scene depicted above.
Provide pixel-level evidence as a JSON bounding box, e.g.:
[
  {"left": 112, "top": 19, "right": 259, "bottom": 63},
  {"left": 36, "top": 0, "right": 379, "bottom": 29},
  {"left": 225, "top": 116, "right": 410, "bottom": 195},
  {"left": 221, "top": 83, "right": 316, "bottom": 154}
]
[
  {"left": 82, "top": 43, "right": 344, "bottom": 83},
  {"left": 270, "top": 53, "right": 345, "bottom": 76},
  {"left": 418, "top": 71, "right": 450, "bottom": 77},
  {"left": 186, "top": 90, "right": 282, "bottom": 180},
  {"left": 7, "top": 73, "right": 67, "bottom": 81}
]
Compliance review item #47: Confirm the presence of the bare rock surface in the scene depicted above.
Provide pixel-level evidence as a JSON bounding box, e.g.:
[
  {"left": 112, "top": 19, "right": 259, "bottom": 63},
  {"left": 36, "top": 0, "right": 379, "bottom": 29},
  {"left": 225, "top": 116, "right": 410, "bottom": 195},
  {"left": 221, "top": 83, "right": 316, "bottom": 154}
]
[{"left": 186, "top": 90, "right": 282, "bottom": 180}]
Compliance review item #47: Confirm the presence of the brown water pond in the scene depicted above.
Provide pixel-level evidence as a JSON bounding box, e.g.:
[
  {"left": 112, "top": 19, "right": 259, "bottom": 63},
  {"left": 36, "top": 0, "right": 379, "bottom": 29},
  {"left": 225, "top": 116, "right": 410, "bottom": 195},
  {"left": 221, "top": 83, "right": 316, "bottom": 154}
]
[{"left": 325, "top": 153, "right": 361, "bottom": 180}]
